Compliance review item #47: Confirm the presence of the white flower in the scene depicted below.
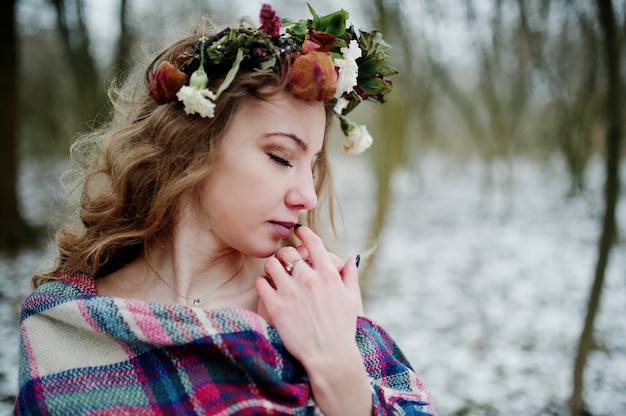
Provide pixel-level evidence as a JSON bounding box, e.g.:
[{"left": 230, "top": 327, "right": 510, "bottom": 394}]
[
  {"left": 334, "top": 97, "right": 350, "bottom": 115},
  {"left": 343, "top": 123, "right": 373, "bottom": 155},
  {"left": 176, "top": 85, "right": 217, "bottom": 118},
  {"left": 334, "top": 40, "right": 361, "bottom": 98},
  {"left": 343, "top": 39, "right": 362, "bottom": 62}
]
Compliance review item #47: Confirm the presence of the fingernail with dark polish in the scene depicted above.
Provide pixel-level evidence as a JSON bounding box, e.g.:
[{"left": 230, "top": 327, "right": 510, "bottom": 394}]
[
  {"left": 355, "top": 254, "right": 361, "bottom": 268},
  {"left": 294, "top": 223, "right": 302, "bottom": 230}
]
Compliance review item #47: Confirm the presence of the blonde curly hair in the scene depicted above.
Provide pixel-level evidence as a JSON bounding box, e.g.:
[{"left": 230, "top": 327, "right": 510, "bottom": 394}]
[{"left": 33, "top": 25, "right": 337, "bottom": 287}]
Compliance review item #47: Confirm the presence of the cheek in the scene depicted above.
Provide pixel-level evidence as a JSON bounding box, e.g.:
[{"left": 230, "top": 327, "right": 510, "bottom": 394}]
[{"left": 209, "top": 161, "right": 271, "bottom": 208}]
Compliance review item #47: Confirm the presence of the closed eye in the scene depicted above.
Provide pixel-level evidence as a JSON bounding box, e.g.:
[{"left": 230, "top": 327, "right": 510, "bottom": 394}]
[{"left": 268, "top": 153, "right": 294, "bottom": 168}]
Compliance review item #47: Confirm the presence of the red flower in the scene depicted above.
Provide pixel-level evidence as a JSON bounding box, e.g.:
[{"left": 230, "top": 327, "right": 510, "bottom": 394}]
[
  {"left": 288, "top": 51, "right": 337, "bottom": 101},
  {"left": 260, "top": 4, "right": 281, "bottom": 38},
  {"left": 150, "top": 61, "right": 190, "bottom": 104},
  {"left": 301, "top": 30, "right": 336, "bottom": 53}
]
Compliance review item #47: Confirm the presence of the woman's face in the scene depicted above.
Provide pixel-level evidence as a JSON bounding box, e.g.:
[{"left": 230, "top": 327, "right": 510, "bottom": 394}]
[{"left": 192, "top": 90, "right": 326, "bottom": 258}]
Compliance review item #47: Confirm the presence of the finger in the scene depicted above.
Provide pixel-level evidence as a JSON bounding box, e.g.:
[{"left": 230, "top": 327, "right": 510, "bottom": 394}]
[
  {"left": 259, "top": 274, "right": 276, "bottom": 290},
  {"left": 293, "top": 226, "right": 331, "bottom": 270},
  {"left": 294, "top": 244, "right": 310, "bottom": 261},
  {"left": 295, "top": 242, "right": 341, "bottom": 273},
  {"left": 275, "top": 246, "right": 302, "bottom": 265},
  {"left": 264, "top": 256, "right": 292, "bottom": 287},
  {"left": 254, "top": 290, "right": 273, "bottom": 324},
  {"left": 255, "top": 276, "right": 278, "bottom": 321},
  {"left": 341, "top": 256, "right": 359, "bottom": 289},
  {"left": 341, "top": 256, "right": 364, "bottom": 316},
  {"left": 296, "top": 242, "right": 342, "bottom": 271},
  {"left": 328, "top": 252, "right": 345, "bottom": 271},
  {"left": 255, "top": 275, "right": 276, "bottom": 298}
]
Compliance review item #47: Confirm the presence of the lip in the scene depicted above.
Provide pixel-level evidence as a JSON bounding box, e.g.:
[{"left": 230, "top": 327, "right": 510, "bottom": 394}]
[{"left": 268, "top": 221, "right": 296, "bottom": 239}]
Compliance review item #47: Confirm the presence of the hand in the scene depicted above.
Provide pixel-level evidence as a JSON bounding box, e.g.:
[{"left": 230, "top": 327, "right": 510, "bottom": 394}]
[
  {"left": 255, "top": 226, "right": 371, "bottom": 415},
  {"left": 285, "top": 235, "right": 364, "bottom": 317},
  {"left": 256, "top": 226, "right": 362, "bottom": 361}
]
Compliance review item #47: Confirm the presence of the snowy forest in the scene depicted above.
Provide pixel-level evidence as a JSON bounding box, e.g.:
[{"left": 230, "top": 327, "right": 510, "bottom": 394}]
[{"left": 0, "top": 0, "right": 625, "bottom": 415}]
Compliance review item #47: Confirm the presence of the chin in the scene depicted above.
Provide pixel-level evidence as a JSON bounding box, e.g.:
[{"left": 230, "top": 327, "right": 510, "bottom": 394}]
[{"left": 244, "top": 242, "right": 282, "bottom": 259}]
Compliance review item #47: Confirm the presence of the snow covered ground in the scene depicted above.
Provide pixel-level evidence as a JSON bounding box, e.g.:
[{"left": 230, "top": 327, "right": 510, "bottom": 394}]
[
  {"left": 1, "top": 152, "right": 625, "bottom": 415},
  {"left": 335, "top": 153, "right": 626, "bottom": 415}
]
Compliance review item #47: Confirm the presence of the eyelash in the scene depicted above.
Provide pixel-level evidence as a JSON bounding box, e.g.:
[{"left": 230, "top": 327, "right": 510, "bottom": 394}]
[{"left": 268, "top": 154, "right": 294, "bottom": 168}]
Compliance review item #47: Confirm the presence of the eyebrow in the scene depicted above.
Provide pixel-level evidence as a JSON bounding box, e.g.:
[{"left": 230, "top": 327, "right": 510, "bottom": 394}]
[{"left": 266, "top": 132, "right": 308, "bottom": 151}]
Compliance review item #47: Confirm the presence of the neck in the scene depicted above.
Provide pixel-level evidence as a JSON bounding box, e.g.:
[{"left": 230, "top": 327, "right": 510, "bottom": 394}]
[
  {"left": 97, "top": 198, "right": 268, "bottom": 310},
  {"left": 149, "top": 243, "right": 237, "bottom": 297},
  {"left": 143, "top": 230, "right": 263, "bottom": 308}
]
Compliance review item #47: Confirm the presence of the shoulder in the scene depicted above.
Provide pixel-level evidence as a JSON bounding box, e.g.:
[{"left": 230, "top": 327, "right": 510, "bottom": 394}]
[{"left": 21, "top": 269, "right": 96, "bottom": 316}]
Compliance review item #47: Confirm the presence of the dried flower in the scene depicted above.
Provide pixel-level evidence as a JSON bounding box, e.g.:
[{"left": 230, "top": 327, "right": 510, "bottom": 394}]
[
  {"left": 189, "top": 67, "right": 209, "bottom": 90},
  {"left": 288, "top": 51, "right": 337, "bottom": 101},
  {"left": 334, "top": 97, "right": 350, "bottom": 114},
  {"left": 334, "top": 40, "right": 361, "bottom": 97},
  {"left": 340, "top": 115, "right": 373, "bottom": 154},
  {"left": 352, "top": 31, "right": 398, "bottom": 103},
  {"left": 301, "top": 30, "right": 336, "bottom": 53},
  {"left": 174, "top": 37, "right": 218, "bottom": 118},
  {"left": 150, "top": 61, "right": 190, "bottom": 104},
  {"left": 344, "top": 124, "right": 373, "bottom": 155},
  {"left": 260, "top": 3, "right": 281, "bottom": 38},
  {"left": 176, "top": 86, "right": 216, "bottom": 118},
  {"left": 149, "top": 4, "right": 398, "bottom": 154}
]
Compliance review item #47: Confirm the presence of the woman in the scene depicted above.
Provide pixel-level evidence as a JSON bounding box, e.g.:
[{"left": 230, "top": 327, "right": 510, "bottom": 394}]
[{"left": 15, "top": 4, "right": 435, "bottom": 415}]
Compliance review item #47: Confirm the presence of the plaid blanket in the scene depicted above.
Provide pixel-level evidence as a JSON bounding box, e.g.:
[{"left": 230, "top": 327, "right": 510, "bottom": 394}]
[{"left": 15, "top": 270, "right": 434, "bottom": 415}]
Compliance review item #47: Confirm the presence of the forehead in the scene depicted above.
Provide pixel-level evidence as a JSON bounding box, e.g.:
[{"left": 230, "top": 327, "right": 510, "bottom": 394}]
[{"left": 226, "top": 90, "right": 327, "bottom": 148}]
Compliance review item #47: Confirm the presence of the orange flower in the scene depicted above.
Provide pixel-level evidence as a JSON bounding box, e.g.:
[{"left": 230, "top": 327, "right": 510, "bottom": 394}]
[
  {"left": 288, "top": 51, "right": 337, "bottom": 101},
  {"left": 150, "top": 61, "right": 190, "bottom": 104}
]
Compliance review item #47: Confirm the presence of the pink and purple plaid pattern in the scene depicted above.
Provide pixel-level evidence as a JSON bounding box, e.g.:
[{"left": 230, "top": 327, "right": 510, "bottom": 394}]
[{"left": 15, "top": 270, "right": 434, "bottom": 415}]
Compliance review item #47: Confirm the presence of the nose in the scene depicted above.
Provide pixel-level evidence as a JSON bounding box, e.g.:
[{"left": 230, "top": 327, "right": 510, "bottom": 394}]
[{"left": 285, "top": 169, "right": 318, "bottom": 210}]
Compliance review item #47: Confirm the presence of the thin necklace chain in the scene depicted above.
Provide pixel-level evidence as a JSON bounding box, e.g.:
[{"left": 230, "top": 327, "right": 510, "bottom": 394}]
[{"left": 147, "top": 260, "right": 241, "bottom": 307}]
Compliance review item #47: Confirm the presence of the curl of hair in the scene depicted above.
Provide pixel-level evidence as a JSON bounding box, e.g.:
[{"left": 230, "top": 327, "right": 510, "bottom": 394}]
[{"left": 33, "top": 25, "right": 337, "bottom": 287}]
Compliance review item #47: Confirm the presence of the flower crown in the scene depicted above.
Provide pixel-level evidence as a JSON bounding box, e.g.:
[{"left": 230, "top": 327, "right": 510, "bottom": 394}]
[{"left": 149, "top": 3, "right": 398, "bottom": 154}]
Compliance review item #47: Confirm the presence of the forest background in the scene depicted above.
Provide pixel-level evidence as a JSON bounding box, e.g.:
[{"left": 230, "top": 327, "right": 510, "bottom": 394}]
[{"left": 0, "top": 0, "right": 624, "bottom": 415}]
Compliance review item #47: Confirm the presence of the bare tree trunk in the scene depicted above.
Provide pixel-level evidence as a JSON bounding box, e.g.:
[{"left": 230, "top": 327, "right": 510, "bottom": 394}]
[
  {"left": 112, "top": 0, "right": 134, "bottom": 82},
  {"left": 359, "top": 0, "right": 416, "bottom": 298},
  {"left": 570, "top": 0, "right": 622, "bottom": 414},
  {"left": 0, "top": 0, "right": 41, "bottom": 253},
  {"left": 50, "top": 0, "right": 105, "bottom": 126},
  {"left": 360, "top": 99, "right": 410, "bottom": 298}
]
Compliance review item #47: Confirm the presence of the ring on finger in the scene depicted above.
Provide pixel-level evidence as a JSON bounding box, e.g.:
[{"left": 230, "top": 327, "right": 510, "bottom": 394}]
[{"left": 284, "top": 258, "right": 306, "bottom": 273}]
